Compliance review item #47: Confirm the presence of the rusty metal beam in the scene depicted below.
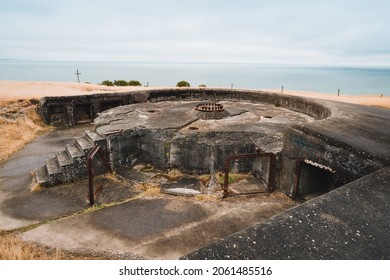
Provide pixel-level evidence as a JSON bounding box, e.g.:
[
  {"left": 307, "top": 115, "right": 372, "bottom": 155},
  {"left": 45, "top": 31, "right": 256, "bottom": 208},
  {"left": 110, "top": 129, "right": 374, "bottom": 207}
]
[
  {"left": 291, "top": 159, "right": 304, "bottom": 199},
  {"left": 87, "top": 145, "right": 112, "bottom": 206}
]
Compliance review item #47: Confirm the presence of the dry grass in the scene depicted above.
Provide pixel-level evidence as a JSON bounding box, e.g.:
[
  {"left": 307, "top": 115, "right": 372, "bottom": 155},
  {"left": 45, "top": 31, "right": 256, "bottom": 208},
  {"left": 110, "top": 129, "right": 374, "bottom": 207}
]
[
  {"left": 0, "top": 233, "right": 126, "bottom": 260},
  {"left": 0, "top": 234, "right": 63, "bottom": 260},
  {"left": 134, "top": 182, "right": 161, "bottom": 196},
  {"left": 30, "top": 183, "right": 44, "bottom": 193},
  {"left": 167, "top": 168, "right": 183, "bottom": 181},
  {"left": 199, "top": 172, "right": 250, "bottom": 185},
  {"left": 0, "top": 99, "right": 50, "bottom": 163},
  {"left": 0, "top": 99, "right": 59, "bottom": 260}
]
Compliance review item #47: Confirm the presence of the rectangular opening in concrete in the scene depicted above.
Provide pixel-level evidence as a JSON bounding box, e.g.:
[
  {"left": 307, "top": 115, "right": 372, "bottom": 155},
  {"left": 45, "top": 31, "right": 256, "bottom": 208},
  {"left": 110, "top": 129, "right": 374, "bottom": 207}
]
[
  {"left": 75, "top": 104, "right": 92, "bottom": 124},
  {"left": 101, "top": 100, "right": 122, "bottom": 112},
  {"left": 49, "top": 105, "right": 65, "bottom": 115},
  {"left": 224, "top": 153, "right": 275, "bottom": 197},
  {"left": 294, "top": 160, "right": 350, "bottom": 200},
  {"left": 48, "top": 105, "right": 66, "bottom": 125}
]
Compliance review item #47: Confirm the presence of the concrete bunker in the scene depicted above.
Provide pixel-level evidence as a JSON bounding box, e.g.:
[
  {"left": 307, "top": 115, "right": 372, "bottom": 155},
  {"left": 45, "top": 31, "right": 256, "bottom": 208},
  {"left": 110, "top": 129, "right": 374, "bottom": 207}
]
[
  {"left": 35, "top": 88, "right": 385, "bottom": 201},
  {"left": 92, "top": 99, "right": 316, "bottom": 197}
]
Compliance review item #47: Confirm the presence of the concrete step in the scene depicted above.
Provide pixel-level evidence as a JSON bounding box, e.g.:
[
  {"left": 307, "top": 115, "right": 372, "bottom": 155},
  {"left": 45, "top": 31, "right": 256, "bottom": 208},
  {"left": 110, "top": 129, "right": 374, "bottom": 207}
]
[
  {"left": 86, "top": 131, "right": 105, "bottom": 143},
  {"left": 66, "top": 143, "right": 84, "bottom": 159},
  {"left": 35, "top": 166, "right": 49, "bottom": 185},
  {"left": 75, "top": 136, "right": 94, "bottom": 153},
  {"left": 46, "top": 158, "right": 61, "bottom": 175},
  {"left": 34, "top": 131, "right": 108, "bottom": 187},
  {"left": 56, "top": 150, "right": 73, "bottom": 166}
]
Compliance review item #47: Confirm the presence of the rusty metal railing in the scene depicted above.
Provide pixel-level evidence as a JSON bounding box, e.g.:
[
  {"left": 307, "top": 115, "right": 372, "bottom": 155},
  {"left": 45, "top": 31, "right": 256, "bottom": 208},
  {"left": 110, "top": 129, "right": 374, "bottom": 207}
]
[
  {"left": 223, "top": 152, "right": 276, "bottom": 198},
  {"left": 87, "top": 145, "right": 112, "bottom": 206}
]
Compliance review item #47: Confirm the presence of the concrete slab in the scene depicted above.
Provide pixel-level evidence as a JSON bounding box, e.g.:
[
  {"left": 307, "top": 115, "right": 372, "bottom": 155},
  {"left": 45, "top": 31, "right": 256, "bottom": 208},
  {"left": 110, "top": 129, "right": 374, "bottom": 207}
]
[
  {"left": 161, "top": 177, "right": 202, "bottom": 191},
  {"left": 298, "top": 101, "right": 390, "bottom": 164},
  {"left": 161, "top": 188, "right": 201, "bottom": 196},
  {"left": 229, "top": 176, "right": 267, "bottom": 194},
  {"left": 0, "top": 177, "right": 138, "bottom": 225},
  {"left": 0, "top": 125, "right": 94, "bottom": 230},
  {"left": 21, "top": 195, "right": 295, "bottom": 259},
  {"left": 95, "top": 100, "right": 315, "bottom": 136}
]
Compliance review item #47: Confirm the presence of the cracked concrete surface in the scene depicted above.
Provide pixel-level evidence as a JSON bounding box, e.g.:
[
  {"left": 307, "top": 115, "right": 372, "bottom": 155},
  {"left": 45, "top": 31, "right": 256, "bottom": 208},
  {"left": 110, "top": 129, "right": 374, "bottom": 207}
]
[{"left": 0, "top": 124, "right": 296, "bottom": 259}]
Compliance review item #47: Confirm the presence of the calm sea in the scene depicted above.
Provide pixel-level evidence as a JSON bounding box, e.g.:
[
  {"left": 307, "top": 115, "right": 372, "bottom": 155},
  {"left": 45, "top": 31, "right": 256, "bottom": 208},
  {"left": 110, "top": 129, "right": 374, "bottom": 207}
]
[{"left": 1, "top": 60, "right": 389, "bottom": 96}]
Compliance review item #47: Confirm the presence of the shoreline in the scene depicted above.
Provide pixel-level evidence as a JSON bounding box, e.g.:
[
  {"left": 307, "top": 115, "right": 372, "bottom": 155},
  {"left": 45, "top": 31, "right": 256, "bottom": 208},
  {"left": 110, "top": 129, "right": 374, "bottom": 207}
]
[{"left": 0, "top": 80, "right": 389, "bottom": 109}]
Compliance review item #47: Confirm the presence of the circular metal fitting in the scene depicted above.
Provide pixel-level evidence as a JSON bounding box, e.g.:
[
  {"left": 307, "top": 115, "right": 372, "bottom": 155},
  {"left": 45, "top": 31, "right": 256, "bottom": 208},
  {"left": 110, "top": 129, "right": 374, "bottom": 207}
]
[{"left": 195, "top": 102, "right": 224, "bottom": 112}]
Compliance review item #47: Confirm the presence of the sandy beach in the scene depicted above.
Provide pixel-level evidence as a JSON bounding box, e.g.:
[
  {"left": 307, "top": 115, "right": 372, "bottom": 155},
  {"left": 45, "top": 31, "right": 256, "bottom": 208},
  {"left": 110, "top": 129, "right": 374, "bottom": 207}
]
[
  {"left": 0, "top": 81, "right": 143, "bottom": 99},
  {"left": 0, "top": 81, "right": 389, "bottom": 109},
  {"left": 269, "top": 89, "right": 390, "bottom": 109}
]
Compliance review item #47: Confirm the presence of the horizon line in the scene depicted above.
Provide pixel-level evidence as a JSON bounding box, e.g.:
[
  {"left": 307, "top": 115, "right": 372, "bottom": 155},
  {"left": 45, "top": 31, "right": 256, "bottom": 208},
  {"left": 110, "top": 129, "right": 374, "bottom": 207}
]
[{"left": 1, "top": 59, "right": 390, "bottom": 68}]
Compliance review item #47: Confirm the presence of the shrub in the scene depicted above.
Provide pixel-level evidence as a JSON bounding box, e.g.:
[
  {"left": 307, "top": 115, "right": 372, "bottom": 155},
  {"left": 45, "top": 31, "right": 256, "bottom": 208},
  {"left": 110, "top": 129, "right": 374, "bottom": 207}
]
[
  {"left": 176, "top": 80, "right": 190, "bottom": 87},
  {"left": 113, "top": 80, "right": 129, "bottom": 86},
  {"left": 198, "top": 84, "right": 206, "bottom": 88},
  {"left": 128, "top": 80, "right": 142, "bottom": 86},
  {"left": 101, "top": 80, "right": 114, "bottom": 86}
]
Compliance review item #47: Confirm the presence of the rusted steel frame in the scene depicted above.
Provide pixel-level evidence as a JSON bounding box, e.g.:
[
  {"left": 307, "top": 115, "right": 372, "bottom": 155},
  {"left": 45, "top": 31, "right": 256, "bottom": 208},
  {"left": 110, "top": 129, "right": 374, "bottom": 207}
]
[
  {"left": 291, "top": 158, "right": 304, "bottom": 199},
  {"left": 223, "top": 152, "right": 276, "bottom": 198},
  {"left": 87, "top": 145, "right": 112, "bottom": 206}
]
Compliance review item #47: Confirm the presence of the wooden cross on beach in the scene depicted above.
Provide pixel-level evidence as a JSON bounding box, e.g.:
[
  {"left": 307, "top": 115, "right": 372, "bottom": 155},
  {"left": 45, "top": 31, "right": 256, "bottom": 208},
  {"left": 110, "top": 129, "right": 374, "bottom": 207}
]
[{"left": 75, "top": 69, "right": 81, "bottom": 83}]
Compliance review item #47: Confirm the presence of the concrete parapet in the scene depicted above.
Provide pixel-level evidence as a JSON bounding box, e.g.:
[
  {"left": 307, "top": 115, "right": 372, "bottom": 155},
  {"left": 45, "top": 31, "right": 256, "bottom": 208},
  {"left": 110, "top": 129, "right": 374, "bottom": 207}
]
[{"left": 183, "top": 167, "right": 390, "bottom": 260}]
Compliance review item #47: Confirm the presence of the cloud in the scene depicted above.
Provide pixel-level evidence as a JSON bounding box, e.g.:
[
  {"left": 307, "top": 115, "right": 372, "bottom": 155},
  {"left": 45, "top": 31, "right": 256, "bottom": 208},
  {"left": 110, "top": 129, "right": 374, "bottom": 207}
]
[{"left": 1, "top": 0, "right": 390, "bottom": 65}]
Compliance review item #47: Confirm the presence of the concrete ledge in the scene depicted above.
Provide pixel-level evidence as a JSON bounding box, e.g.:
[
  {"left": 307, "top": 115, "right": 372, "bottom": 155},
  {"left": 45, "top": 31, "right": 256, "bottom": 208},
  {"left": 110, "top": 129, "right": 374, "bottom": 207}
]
[{"left": 183, "top": 167, "right": 390, "bottom": 260}]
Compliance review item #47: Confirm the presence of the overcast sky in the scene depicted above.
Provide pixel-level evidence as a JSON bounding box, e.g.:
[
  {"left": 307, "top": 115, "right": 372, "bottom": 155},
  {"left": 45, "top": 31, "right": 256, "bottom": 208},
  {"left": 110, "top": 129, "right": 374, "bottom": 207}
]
[{"left": 1, "top": 0, "right": 390, "bottom": 66}]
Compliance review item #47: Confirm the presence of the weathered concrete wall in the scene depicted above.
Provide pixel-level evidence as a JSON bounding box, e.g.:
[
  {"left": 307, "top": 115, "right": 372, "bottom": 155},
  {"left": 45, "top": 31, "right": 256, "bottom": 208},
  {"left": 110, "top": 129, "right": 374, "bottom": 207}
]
[
  {"left": 169, "top": 132, "right": 257, "bottom": 174},
  {"left": 39, "top": 93, "right": 135, "bottom": 126},
  {"left": 106, "top": 129, "right": 259, "bottom": 175},
  {"left": 39, "top": 88, "right": 331, "bottom": 126},
  {"left": 138, "top": 129, "right": 175, "bottom": 171},
  {"left": 106, "top": 130, "right": 139, "bottom": 168},
  {"left": 280, "top": 127, "right": 384, "bottom": 197},
  {"left": 142, "top": 88, "right": 331, "bottom": 120},
  {"left": 253, "top": 153, "right": 280, "bottom": 191}
]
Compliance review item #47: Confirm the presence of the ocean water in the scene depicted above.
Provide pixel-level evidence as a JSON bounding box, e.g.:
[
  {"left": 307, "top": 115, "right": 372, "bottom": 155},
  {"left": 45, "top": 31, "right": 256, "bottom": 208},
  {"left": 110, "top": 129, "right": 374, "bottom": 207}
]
[{"left": 1, "top": 60, "right": 389, "bottom": 96}]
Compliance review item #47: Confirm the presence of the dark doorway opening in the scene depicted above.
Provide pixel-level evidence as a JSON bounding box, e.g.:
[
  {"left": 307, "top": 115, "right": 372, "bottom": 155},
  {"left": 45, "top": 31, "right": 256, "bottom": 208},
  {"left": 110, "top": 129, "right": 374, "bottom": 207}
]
[
  {"left": 75, "top": 104, "right": 92, "bottom": 124},
  {"left": 293, "top": 160, "right": 350, "bottom": 200},
  {"left": 48, "top": 105, "right": 66, "bottom": 125},
  {"left": 49, "top": 105, "right": 65, "bottom": 115}
]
